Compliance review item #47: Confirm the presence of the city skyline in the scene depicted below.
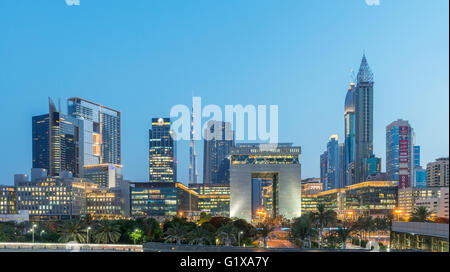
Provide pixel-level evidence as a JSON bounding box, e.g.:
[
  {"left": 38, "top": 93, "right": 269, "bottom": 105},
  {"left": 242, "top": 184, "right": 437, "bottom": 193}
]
[{"left": 0, "top": 0, "right": 449, "bottom": 185}]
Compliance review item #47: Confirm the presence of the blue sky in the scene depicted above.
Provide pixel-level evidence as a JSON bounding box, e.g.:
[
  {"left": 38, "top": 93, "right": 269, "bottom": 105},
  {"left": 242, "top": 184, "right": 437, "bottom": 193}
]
[{"left": 0, "top": 0, "right": 448, "bottom": 185}]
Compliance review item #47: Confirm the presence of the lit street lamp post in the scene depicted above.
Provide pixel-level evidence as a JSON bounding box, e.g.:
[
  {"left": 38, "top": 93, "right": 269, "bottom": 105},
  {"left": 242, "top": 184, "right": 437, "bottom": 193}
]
[
  {"left": 31, "top": 224, "right": 37, "bottom": 243},
  {"left": 238, "top": 231, "right": 243, "bottom": 247},
  {"left": 87, "top": 227, "right": 91, "bottom": 244}
]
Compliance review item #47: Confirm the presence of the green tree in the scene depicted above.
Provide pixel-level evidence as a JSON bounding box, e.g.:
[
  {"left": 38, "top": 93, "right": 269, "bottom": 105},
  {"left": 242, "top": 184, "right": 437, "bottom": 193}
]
[
  {"left": 129, "top": 229, "right": 145, "bottom": 244},
  {"left": 334, "top": 220, "right": 357, "bottom": 249},
  {"left": 57, "top": 220, "right": 86, "bottom": 243},
  {"left": 93, "top": 221, "right": 121, "bottom": 244},
  {"left": 216, "top": 223, "right": 238, "bottom": 246},
  {"left": 138, "top": 217, "right": 162, "bottom": 242},
  {"left": 164, "top": 222, "right": 189, "bottom": 245},
  {"left": 409, "top": 206, "right": 432, "bottom": 222},
  {"left": 0, "top": 222, "right": 16, "bottom": 242},
  {"left": 187, "top": 227, "right": 211, "bottom": 245},
  {"left": 313, "top": 204, "right": 337, "bottom": 248},
  {"left": 290, "top": 213, "right": 317, "bottom": 248}
]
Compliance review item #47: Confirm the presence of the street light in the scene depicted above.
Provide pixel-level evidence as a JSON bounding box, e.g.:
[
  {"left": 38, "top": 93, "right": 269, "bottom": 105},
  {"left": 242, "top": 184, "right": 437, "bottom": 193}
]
[
  {"left": 87, "top": 227, "right": 91, "bottom": 244},
  {"left": 238, "top": 231, "right": 244, "bottom": 247},
  {"left": 31, "top": 224, "right": 37, "bottom": 243},
  {"left": 133, "top": 229, "right": 139, "bottom": 245}
]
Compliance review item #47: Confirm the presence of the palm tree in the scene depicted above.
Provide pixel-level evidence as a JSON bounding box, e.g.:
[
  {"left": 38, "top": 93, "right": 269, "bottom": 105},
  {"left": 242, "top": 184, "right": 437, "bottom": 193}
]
[
  {"left": 257, "top": 223, "right": 275, "bottom": 248},
  {"left": 410, "top": 206, "right": 431, "bottom": 222},
  {"left": 187, "top": 227, "right": 211, "bottom": 246},
  {"left": 164, "top": 222, "right": 189, "bottom": 245},
  {"left": 334, "top": 220, "right": 356, "bottom": 249},
  {"left": 93, "top": 221, "right": 121, "bottom": 244},
  {"left": 313, "top": 204, "right": 337, "bottom": 248},
  {"left": 290, "top": 214, "right": 316, "bottom": 248},
  {"left": 216, "top": 223, "right": 238, "bottom": 246},
  {"left": 57, "top": 220, "right": 86, "bottom": 243}
]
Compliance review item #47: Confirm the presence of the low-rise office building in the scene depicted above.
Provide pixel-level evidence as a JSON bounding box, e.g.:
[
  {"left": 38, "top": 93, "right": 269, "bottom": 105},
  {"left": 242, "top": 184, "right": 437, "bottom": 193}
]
[
  {"left": 398, "top": 187, "right": 449, "bottom": 220},
  {"left": 390, "top": 221, "right": 449, "bottom": 252},
  {"left": 301, "top": 181, "right": 398, "bottom": 218},
  {"left": 0, "top": 186, "right": 16, "bottom": 215},
  {"left": 15, "top": 177, "right": 99, "bottom": 221},
  {"left": 189, "top": 184, "right": 230, "bottom": 217},
  {"left": 130, "top": 182, "right": 199, "bottom": 221}
]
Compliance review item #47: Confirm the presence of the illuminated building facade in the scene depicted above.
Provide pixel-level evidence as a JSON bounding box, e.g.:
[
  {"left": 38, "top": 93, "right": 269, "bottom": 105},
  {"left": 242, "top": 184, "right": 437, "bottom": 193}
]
[
  {"left": 301, "top": 181, "right": 398, "bottom": 217},
  {"left": 130, "top": 182, "right": 198, "bottom": 220},
  {"left": 203, "top": 120, "right": 234, "bottom": 184},
  {"left": 15, "top": 177, "right": 99, "bottom": 221},
  {"left": 301, "top": 178, "right": 322, "bottom": 196},
  {"left": 344, "top": 181, "right": 398, "bottom": 217},
  {"left": 398, "top": 186, "right": 449, "bottom": 219},
  {"left": 67, "top": 97, "right": 121, "bottom": 175},
  {"left": 391, "top": 221, "right": 448, "bottom": 252},
  {"left": 32, "top": 98, "right": 78, "bottom": 177},
  {"left": 149, "top": 118, "right": 177, "bottom": 182},
  {"left": 230, "top": 143, "right": 301, "bottom": 223},
  {"left": 0, "top": 186, "right": 16, "bottom": 215},
  {"left": 86, "top": 188, "right": 124, "bottom": 220},
  {"left": 189, "top": 184, "right": 230, "bottom": 217},
  {"left": 83, "top": 163, "right": 123, "bottom": 188}
]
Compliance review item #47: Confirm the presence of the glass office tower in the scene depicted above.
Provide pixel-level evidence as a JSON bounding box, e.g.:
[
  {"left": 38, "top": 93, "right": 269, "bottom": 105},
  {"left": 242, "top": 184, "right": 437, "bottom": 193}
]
[
  {"left": 344, "top": 82, "right": 356, "bottom": 186},
  {"left": 354, "top": 54, "right": 374, "bottom": 184},
  {"left": 32, "top": 98, "right": 78, "bottom": 177},
  {"left": 203, "top": 120, "right": 234, "bottom": 184},
  {"left": 149, "top": 118, "right": 177, "bottom": 182},
  {"left": 67, "top": 97, "right": 121, "bottom": 176},
  {"left": 326, "top": 135, "right": 340, "bottom": 191}
]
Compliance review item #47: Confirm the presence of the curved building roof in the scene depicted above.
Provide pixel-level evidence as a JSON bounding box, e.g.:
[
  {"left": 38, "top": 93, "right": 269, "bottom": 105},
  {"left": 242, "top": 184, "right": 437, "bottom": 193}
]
[{"left": 345, "top": 83, "right": 355, "bottom": 114}]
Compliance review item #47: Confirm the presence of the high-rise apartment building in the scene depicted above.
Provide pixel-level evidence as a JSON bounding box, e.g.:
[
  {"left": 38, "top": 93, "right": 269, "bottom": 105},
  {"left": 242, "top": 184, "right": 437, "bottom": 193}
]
[
  {"left": 203, "top": 120, "right": 234, "bottom": 184},
  {"left": 427, "top": 157, "right": 449, "bottom": 187},
  {"left": 149, "top": 118, "right": 177, "bottom": 182}
]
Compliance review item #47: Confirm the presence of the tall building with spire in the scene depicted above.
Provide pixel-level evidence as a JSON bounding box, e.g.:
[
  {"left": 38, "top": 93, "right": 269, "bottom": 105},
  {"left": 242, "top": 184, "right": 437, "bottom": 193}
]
[
  {"left": 353, "top": 54, "right": 374, "bottom": 184},
  {"left": 189, "top": 98, "right": 199, "bottom": 184}
]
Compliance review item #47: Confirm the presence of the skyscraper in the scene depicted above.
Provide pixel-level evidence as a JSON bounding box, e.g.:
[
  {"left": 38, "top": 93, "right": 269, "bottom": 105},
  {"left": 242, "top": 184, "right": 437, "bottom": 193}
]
[
  {"left": 386, "top": 119, "right": 416, "bottom": 189},
  {"left": 326, "top": 135, "right": 340, "bottom": 191},
  {"left": 32, "top": 98, "right": 78, "bottom": 177},
  {"left": 189, "top": 98, "right": 199, "bottom": 184},
  {"left": 320, "top": 151, "right": 328, "bottom": 189},
  {"left": 354, "top": 54, "right": 374, "bottom": 184},
  {"left": 203, "top": 120, "right": 234, "bottom": 184},
  {"left": 149, "top": 117, "right": 177, "bottom": 182},
  {"left": 67, "top": 97, "right": 121, "bottom": 177},
  {"left": 344, "top": 82, "right": 356, "bottom": 186}
]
